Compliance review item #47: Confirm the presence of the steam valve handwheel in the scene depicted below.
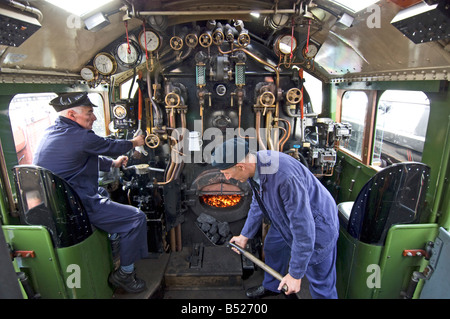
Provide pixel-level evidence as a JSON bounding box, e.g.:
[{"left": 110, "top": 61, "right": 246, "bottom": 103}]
[
  {"left": 145, "top": 134, "right": 160, "bottom": 148},
  {"left": 212, "top": 30, "right": 224, "bottom": 45},
  {"left": 170, "top": 36, "right": 183, "bottom": 50},
  {"left": 199, "top": 32, "right": 213, "bottom": 48},
  {"left": 185, "top": 34, "right": 198, "bottom": 48},
  {"left": 165, "top": 92, "right": 181, "bottom": 107},
  {"left": 237, "top": 33, "right": 250, "bottom": 47},
  {"left": 286, "top": 88, "right": 302, "bottom": 104},
  {"left": 259, "top": 91, "right": 276, "bottom": 107}
]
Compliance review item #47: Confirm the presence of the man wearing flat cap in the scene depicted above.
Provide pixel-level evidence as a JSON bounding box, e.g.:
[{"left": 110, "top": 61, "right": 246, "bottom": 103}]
[
  {"left": 212, "top": 137, "right": 339, "bottom": 299},
  {"left": 33, "top": 92, "right": 148, "bottom": 293}
]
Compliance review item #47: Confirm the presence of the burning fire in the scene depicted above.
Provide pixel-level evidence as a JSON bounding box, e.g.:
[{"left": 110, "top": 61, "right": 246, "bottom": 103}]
[{"left": 201, "top": 195, "right": 242, "bottom": 208}]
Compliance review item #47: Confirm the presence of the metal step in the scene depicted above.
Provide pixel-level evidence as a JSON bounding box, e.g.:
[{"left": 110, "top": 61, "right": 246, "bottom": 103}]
[{"left": 164, "top": 244, "right": 243, "bottom": 290}]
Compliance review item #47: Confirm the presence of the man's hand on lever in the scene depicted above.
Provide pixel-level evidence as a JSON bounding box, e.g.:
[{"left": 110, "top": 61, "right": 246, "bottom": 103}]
[
  {"left": 278, "top": 273, "right": 301, "bottom": 295},
  {"left": 229, "top": 234, "right": 249, "bottom": 254},
  {"left": 131, "top": 135, "right": 145, "bottom": 147},
  {"left": 112, "top": 155, "right": 129, "bottom": 168}
]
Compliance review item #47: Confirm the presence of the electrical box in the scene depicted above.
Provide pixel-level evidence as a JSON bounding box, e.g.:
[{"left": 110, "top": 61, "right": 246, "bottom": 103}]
[{"left": 0, "top": 5, "right": 41, "bottom": 47}]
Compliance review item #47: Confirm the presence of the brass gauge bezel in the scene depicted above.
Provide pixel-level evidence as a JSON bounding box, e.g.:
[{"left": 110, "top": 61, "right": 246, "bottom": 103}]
[
  {"left": 113, "top": 104, "right": 127, "bottom": 120},
  {"left": 274, "top": 34, "right": 297, "bottom": 56},
  {"left": 138, "top": 29, "right": 162, "bottom": 52},
  {"left": 302, "top": 43, "right": 319, "bottom": 59},
  {"left": 93, "top": 52, "right": 117, "bottom": 76},
  {"left": 80, "top": 65, "right": 98, "bottom": 82}
]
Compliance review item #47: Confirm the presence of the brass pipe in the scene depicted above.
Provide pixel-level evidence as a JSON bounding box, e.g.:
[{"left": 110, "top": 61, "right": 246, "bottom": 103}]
[
  {"left": 255, "top": 111, "right": 266, "bottom": 150},
  {"left": 278, "top": 118, "right": 291, "bottom": 151},
  {"left": 170, "top": 228, "right": 176, "bottom": 252},
  {"left": 136, "top": 9, "right": 295, "bottom": 16},
  {"left": 176, "top": 224, "right": 182, "bottom": 251}
]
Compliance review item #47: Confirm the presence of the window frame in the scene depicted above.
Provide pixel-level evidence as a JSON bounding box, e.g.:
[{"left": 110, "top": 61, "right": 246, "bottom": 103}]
[{"left": 337, "top": 89, "right": 377, "bottom": 166}]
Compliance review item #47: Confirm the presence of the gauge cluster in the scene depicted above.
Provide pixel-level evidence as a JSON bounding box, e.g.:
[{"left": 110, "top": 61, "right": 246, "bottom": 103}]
[
  {"left": 79, "top": 27, "right": 162, "bottom": 86},
  {"left": 79, "top": 19, "right": 323, "bottom": 87}
]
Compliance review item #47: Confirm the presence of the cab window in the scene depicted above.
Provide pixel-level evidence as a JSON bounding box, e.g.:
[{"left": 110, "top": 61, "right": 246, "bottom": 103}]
[
  {"left": 340, "top": 91, "right": 369, "bottom": 160},
  {"left": 372, "top": 90, "right": 430, "bottom": 167},
  {"left": 9, "top": 92, "right": 106, "bottom": 165}
]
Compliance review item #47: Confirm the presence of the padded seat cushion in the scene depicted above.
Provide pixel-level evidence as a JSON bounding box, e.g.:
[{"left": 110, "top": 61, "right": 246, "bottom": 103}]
[{"left": 337, "top": 201, "right": 353, "bottom": 230}]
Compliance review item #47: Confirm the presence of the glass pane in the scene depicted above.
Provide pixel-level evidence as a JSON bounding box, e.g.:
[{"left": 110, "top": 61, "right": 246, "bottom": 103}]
[
  {"left": 10, "top": 92, "right": 107, "bottom": 165},
  {"left": 340, "top": 91, "right": 368, "bottom": 159},
  {"left": 303, "top": 72, "right": 323, "bottom": 114},
  {"left": 120, "top": 76, "right": 139, "bottom": 100},
  {"left": 88, "top": 93, "right": 106, "bottom": 137},
  {"left": 9, "top": 93, "right": 58, "bottom": 165},
  {"left": 372, "top": 90, "right": 430, "bottom": 167}
]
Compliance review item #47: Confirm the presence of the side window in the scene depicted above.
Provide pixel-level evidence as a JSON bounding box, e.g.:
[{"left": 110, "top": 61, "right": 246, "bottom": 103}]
[
  {"left": 303, "top": 72, "right": 323, "bottom": 114},
  {"left": 9, "top": 93, "right": 58, "bottom": 165},
  {"left": 120, "top": 76, "right": 139, "bottom": 100},
  {"left": 340, "top": 91, "right": 369, "bottom": 160},
  {"left": 89, "top": 93, "right": 107, "bottom": 137},
  {"left": 10, "top": 92, "right": 106, "bottom": 165},
  {"left": 372, "top": 90, "right": 430, "bottom": 167}
]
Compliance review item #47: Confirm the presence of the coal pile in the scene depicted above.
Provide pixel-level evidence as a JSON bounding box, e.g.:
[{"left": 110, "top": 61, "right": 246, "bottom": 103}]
[{"left": 196, "top": 213, "right": 232, "bottom": 245}]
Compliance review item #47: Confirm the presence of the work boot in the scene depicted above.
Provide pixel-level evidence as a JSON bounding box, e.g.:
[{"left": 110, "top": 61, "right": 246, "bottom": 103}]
[
  {"left": 245, "top": 285, "right": 279, "bottom": 299},
  {"left": 108, "top": 268, "right": 146, "bottom": 293}
]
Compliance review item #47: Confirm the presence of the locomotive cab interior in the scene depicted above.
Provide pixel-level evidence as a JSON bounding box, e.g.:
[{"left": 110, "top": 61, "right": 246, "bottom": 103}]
[{"left": 0, "top": 0, "right": 449, "bottom": 301}]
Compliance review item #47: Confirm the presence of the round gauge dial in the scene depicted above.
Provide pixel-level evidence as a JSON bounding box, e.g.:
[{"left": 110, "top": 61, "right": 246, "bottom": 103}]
[
  {"left": 139, "top": 30, "right": 161, "bottom": 52},
  {"left": 115, "top": 41, "right": 140, "bottom": 66},
  {"left": 93, "top": 52, "right": 117, "bottom": 75},
  {"left": 277, "top": 35, "right": 297, "bottom": 55},
  {"left": 113, "top": 105, "right": 127, "bottom": 119},
  {"left": 303, "top": 43, "right": 318, "bottom": 59},
  {"left": 80, "top": 66, "right": 97, "bottom": 82}
]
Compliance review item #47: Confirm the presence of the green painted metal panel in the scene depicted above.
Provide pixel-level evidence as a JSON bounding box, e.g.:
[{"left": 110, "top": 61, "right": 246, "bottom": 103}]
[
  {"left": 2, "top": 225, "right": 68, "bottom": 298},
  {"left": 3, "top": 225, "right": 114, "bottom": 299},
  {"left": 375, "top": 224, "right": 439, "bottom": 299},
  {"left": 56, "top": 229, "right": 114, "bottom": 299},
  {"left": 336, "top": 226, "right": 383, "bottom": 299}
]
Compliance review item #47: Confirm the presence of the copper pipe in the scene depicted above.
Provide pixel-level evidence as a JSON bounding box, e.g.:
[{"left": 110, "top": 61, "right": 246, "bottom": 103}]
[
  {"left": 255, "top": 111, "right": 266, "bottom": 150},
  {"left": 170, "top": 228, "right": 176, "bottom": 252},
  {"left": 278, "top": 118, "right": 291, "bottom": 151},
  {"left": 176, "top": 224, "right": 182, "bottom": 251}
]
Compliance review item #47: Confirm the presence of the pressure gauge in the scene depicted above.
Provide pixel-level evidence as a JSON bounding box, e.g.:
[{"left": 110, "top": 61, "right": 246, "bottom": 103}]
[
  {"left": 113, "top": 105, "right": 127, "bottom": 119},
  {"left": 276, "top": 35, "right": 297, "bottom": 55},
  {"left": 93, "top": 52, "right": 117, "bottom": 75},
  {"left": 139, "top": 30, "right": 161, "bottom": 52},
  {"left": 80, "top": 66, "right": 97, "bottom": 82},
  {"left": 115, "top": 40, "right": 141, "bottom": 67},
  {"left": 303, "top": 43, "right": 318, "bottom": 59}
]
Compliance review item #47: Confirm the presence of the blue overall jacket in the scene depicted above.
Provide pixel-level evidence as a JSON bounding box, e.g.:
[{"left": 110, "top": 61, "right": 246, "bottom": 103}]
[
  {"left": 33, "top": 116, "right": 132, "bottom": 210},
  {"left": 33, "top": 116, "right": 148, "bottom": 265},
  {"left": 241, "top": 150, "right": 339, "bottom": 280}
]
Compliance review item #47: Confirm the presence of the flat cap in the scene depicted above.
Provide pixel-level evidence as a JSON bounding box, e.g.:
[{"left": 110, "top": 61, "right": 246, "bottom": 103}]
[
  {"left": 49, "top": 92, "right": 97, "bottom": 112},
  {"left": 211, "top": 137, "right": 249, "bottom": 170}
]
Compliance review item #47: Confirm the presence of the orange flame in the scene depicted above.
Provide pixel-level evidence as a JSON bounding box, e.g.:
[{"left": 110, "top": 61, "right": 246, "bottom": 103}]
[{"left": 201, "top": 195, "right": 242, "bottom": 208}]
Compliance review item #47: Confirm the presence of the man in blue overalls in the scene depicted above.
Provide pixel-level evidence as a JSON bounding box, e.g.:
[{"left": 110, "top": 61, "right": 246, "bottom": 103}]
[
  {"left": 33, "top": 92, "right": 148, "bottom": 293},
  {"left": 212, "top": 137, "right": 339, "bottom": 299}
]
